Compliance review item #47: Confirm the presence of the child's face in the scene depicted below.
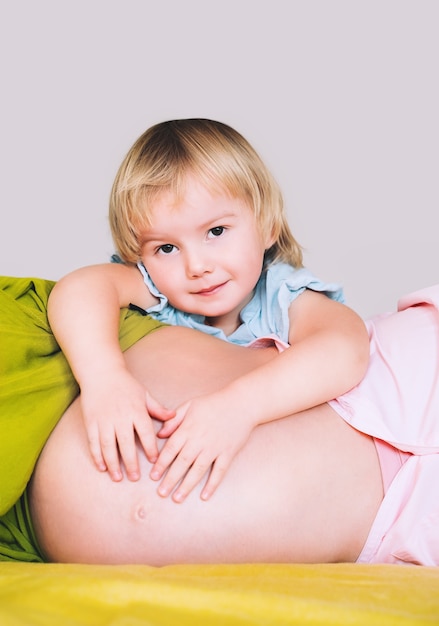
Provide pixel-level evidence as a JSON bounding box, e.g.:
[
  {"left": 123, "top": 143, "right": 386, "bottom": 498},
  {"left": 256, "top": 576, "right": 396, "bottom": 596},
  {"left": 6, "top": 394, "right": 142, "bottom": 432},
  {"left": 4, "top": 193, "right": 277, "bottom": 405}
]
[{"left": 139, "top": 175, "right": 274, "bottom": 334}]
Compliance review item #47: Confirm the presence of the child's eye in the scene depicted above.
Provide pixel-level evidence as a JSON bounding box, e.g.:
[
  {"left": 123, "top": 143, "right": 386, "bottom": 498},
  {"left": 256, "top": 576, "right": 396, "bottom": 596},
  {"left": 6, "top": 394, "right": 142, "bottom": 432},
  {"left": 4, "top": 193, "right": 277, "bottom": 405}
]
[
  {"left": 209, "top": 226, "right": 225, "bottom": 238},
  {"left": 157, "top": 244, "right": 176, "bottom": 255}
]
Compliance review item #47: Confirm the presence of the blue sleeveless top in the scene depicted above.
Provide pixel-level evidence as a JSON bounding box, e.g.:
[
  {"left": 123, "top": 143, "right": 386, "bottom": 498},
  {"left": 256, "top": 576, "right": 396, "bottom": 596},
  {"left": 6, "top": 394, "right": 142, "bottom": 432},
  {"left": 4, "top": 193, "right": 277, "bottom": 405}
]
[{"left": 137, "top": 261, "right": 344, "bottom": 346}]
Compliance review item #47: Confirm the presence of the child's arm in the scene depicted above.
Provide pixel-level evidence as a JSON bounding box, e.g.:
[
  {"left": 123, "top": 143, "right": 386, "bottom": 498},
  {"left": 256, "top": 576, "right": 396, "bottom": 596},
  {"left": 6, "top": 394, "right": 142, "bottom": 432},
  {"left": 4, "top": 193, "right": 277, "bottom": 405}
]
[
  {"left": 151, "top": 290, "right": 370, "bottom": 502},
  {"left": 48, "top": 263, "right": 171, "bottom": 481}
]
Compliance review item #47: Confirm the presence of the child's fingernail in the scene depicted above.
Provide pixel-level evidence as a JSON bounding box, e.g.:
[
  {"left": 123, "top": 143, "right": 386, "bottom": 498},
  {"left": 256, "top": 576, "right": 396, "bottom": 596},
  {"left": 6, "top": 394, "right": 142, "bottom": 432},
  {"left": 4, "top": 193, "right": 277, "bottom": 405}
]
[{"left": 150, "top": 470, "right": 160, "bottom": 480}]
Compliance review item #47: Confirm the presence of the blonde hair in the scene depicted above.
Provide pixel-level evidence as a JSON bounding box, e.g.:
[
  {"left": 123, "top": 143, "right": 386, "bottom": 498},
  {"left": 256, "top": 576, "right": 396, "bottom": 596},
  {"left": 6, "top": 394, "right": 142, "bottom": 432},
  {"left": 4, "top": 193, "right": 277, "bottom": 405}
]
[{"left": 109, "top": 119, "right": 303, "bottom": 268}]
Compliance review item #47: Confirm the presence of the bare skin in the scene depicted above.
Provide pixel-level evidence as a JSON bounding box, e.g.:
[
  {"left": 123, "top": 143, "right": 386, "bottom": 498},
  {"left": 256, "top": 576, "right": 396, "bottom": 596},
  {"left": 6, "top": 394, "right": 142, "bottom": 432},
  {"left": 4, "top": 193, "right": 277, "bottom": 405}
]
[{"left": 29, "top": 326, "right": 383, "bottom": 566}]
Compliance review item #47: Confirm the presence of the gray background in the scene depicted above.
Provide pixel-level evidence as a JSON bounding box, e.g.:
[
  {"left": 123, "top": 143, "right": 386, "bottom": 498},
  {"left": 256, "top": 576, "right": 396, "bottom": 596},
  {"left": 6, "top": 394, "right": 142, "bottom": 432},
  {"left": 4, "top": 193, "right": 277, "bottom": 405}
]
[{"left": 1, "top": 0, "right": 437, "bottom": 318}]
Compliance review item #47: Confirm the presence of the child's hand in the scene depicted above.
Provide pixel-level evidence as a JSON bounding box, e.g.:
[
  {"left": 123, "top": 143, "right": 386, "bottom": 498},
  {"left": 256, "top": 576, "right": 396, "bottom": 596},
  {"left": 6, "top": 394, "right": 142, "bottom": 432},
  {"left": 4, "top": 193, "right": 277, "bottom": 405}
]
[
  {"left": 149, "top": 391, "right": 254, "bottom": 502},
  {"left": 80, "top": 369, "right": 175, "bottom": 481}
]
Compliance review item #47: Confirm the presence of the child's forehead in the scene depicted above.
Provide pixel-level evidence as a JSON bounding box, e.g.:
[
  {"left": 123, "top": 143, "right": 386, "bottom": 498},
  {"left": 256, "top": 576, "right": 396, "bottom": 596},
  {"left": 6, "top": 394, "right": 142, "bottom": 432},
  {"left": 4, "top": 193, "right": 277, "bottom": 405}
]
[{"left": 151, "top": 174, "right": 241, "bottom": 207}]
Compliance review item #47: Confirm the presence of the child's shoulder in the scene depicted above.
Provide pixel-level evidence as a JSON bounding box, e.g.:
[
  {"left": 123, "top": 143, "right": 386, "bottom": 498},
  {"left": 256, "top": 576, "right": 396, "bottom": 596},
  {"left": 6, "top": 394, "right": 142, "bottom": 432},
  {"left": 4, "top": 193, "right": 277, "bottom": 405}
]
[{"left": 264, "top": 262, "right": 344, "bottom": 303}]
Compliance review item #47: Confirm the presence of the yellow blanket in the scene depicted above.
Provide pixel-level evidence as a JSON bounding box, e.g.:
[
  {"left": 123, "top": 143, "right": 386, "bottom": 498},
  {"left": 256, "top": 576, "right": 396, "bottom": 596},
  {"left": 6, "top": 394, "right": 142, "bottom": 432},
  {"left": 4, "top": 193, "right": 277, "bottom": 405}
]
[{"left": 1, "top": 562, "right": 438, "bottom": 625}]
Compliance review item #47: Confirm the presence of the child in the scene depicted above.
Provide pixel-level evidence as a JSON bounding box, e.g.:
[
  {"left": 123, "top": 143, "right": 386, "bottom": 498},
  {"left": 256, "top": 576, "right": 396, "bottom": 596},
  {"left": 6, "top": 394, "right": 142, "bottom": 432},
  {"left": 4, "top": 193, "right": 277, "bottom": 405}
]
[{"left": 48, "top": 119, "right": 370, "bottom": 503}]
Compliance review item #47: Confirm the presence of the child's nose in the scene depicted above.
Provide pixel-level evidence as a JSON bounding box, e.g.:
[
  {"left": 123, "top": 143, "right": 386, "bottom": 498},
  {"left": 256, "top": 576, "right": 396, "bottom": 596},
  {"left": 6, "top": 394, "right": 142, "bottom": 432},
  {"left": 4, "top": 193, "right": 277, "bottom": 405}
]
[{"left": 185, "top": 249, "right": 213, "bottom": 277}]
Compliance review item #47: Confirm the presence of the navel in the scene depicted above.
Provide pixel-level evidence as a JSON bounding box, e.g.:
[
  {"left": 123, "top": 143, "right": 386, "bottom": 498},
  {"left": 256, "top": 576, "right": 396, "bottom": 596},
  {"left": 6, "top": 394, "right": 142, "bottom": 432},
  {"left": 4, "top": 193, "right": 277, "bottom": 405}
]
[{"left": 132, "top": 502, "right": 149, "bottom": 522}]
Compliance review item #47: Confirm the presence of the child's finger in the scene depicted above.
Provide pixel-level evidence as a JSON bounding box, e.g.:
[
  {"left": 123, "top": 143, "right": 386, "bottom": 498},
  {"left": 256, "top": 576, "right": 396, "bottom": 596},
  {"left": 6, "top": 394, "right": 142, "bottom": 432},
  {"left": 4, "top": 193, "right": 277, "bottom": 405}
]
[
  {"left": 134, "top": 418, "right": 159, "bottom": 464},
  {"left": 86, "top": 424, "right": 108, "bottom": 473},
  {"left": 200, "top": 455, "right": 230, "bottom": 501},
  {"left": 100, "top": 430, "right": 123, "bottom": 482},
  {"left": 156, "top": 416, "right": 180, "bottom": 438},
  {"left": 149, "top": 436, "right": 183, "bottom": 482},
  {"left": 156, "top": 450, "right": 197, "bottom": 498},
  {"left": 146, "top": 392, "right": 176, "bottom": 422},
  {"left": 170, "top": 451, "right": 213, "bottom": 503},
  {"left": 113, "top": 428, "right": 140, "bottom": 481},
  {"left": 156, "top": 402, "right": 187, "bottom": 438}
]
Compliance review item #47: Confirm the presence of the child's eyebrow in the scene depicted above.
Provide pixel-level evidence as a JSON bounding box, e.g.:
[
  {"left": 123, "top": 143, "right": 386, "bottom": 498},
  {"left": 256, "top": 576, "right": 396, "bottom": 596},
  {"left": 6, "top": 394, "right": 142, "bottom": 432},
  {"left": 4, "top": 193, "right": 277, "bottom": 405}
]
[
  {"left": 202, "top": 211, "right": 240, "bottom": 226},
  {"left": 140, "top": 212, "right": 241, "bottom": 245},
  {"left": 139, "top": 233, "right": 169, "bottom": 246}
]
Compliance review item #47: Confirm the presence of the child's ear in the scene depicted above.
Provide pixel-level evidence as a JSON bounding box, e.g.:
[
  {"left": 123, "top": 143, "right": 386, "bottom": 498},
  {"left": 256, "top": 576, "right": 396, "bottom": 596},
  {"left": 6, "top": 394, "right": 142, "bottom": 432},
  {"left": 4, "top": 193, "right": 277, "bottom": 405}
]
[{"left": 263, "top": 228, "right": 277, "bottom": 250}]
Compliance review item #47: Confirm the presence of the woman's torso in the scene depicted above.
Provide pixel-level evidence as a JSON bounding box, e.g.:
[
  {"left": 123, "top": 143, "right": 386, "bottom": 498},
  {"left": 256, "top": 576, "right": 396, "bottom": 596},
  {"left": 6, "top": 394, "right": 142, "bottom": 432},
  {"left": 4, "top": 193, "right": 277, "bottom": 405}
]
[{"left": 29, "top": 326, "right": 383, "bottom": 565}]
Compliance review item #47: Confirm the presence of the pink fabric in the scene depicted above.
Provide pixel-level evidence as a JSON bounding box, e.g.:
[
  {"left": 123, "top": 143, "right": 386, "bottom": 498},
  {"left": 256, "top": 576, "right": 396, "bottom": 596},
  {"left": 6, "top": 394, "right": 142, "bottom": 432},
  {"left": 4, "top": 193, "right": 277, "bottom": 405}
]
[
  {"left": 357, "top": 454, "right": 439, "bottom": 565},
  {"left": 373, "top": 438, "right": 411, "bottom": 494},
  {"left": 247, "top": 334, "right": 289, "bottom": 352},
  {"left": 329, "top": 284, "right": 439, "bottom": 454},
  {"left": 329, "top": 284, "right": 439, "bottom": 565}
]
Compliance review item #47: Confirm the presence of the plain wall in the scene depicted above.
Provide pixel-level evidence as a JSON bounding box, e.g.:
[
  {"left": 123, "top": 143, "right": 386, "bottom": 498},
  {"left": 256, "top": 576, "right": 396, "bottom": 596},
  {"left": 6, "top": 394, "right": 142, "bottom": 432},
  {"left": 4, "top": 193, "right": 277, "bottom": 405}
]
[{"left": 1, "top": 0, "right": 437, "bottom": 318}]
